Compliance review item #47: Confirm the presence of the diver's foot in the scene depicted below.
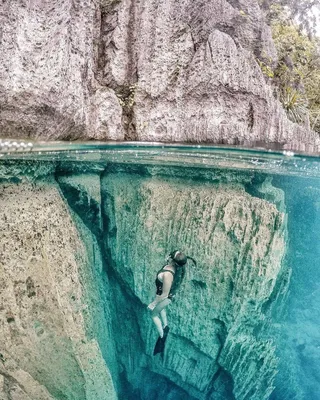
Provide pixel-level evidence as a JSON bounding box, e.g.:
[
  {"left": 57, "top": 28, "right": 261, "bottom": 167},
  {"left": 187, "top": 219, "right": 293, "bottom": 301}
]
[
  {"left": 163, "top": 325, "right": 169, "bottom": 339},
  {"left": 153, "top": 327, "right": 170, "bottom": 356},
  {"left": 153, "top": 336, "right": 165, "bottom": 355}
]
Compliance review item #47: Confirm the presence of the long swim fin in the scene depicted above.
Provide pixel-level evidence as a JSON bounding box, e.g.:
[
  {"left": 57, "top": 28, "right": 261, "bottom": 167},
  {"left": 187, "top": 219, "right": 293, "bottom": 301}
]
[
  {"left": 153, "top": 326, "right": 169, "bottom": 356},
  {"left": 153, "top": 336, "right": 165, "bottom": 355}
]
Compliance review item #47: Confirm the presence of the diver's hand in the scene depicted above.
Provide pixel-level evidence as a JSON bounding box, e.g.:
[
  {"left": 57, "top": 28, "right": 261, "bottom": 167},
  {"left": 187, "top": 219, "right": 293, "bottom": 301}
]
[{"left": 147, "top": 301, "right": 156, "bottom": 311}]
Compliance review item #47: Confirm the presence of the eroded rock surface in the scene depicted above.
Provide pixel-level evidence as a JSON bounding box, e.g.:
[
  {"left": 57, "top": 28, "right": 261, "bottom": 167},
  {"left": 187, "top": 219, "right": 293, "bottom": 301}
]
[
  {"left": 102, "top": 167, "right": 288, "bottom": 399},
  {"left": 0, "top": 0, "right": 319, "bottom": 150},
  {"left": 0, "top": 0, "right": 124, "bottom": 140},
  {"left": 0, "top": 182, "right": 117, "bottom": 400}
]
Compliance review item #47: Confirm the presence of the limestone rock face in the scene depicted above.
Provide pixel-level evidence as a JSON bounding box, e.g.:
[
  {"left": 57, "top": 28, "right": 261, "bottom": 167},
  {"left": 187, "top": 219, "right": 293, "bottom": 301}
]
[
  {"left": 104, "top": 0, "right": 277, "bottom": 140},
  {"left": 1, "top": 0, "right": 319, "bottom": 150},
  {"left": 0, "top": 182, "right": 117, "bottom": 400},
  {"left": 102, "top": 167, "right": 288, "bottom": 399},
  {"left": 0, "top": 0, "right": 124, "bottom": 140}
]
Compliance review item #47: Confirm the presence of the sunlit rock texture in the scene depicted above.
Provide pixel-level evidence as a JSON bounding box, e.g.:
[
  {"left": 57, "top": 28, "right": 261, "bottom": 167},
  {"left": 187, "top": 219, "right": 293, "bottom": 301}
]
[
  {"left": 0, "top": 161, "right": 289, "bottom": 399},
  {"left": 0, "top": 0, "right": 124, "bottom": 140},
  {"left": 0, "top": 0, "right": 319, "bottom": 150}
]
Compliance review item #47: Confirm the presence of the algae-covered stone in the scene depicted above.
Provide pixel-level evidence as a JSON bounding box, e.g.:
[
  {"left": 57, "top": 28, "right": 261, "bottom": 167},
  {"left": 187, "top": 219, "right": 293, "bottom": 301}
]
[{"left": 0, "top": 160, "right": 56, "bottom": 183}]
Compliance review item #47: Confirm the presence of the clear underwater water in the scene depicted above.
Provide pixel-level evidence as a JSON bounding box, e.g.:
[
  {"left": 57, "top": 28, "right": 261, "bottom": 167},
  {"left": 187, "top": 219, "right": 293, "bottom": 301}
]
[{"left": 1, "top": 143, "right": 320, "bottom": 400}]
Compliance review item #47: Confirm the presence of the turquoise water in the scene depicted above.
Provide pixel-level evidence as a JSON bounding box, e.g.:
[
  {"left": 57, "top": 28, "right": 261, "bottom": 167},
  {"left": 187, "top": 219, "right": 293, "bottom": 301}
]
[{"left": 0, "top": 143, "right": 320, "bottom": 400}]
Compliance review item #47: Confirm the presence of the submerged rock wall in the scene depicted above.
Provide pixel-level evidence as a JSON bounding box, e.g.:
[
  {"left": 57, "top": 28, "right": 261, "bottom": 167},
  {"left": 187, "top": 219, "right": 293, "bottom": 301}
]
[
  {"left": 0, "top": 161, "right": 289, "bottom": 400},
  {"left": 101, "top": 167, "right": 288, "bottom": 399},
  {"left": 0, "top": 0, "right": 319, "bottom": 150},
  {"left": 0, "top": 178, "right": 117, "bottom": 400}
]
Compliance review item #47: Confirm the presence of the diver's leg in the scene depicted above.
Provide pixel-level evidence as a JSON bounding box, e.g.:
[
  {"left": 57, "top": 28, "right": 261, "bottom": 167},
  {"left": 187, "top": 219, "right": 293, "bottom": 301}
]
[
  {"left": 152, "top": 297, "right": 171, "bottom": 315},
  {"left": 160, "top": 308, "right": 170, "bottom": 340},
  {"left": 151, "top": 298, "right": 171, "bottom": 337},
  {"left": 151, "top": 315, "right": 164, "bottom": 338},
  {"left": 160, "top": 308, "right": 168, "bottom": 328},
  {"left": 152, "top": 299, "right": 171, "bottom": 355}
]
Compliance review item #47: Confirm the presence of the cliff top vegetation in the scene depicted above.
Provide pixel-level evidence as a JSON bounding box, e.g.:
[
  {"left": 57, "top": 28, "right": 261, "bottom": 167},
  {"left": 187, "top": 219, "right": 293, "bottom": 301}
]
[{"left": 260, "top": 0, "right": 320, "bottom": 133}]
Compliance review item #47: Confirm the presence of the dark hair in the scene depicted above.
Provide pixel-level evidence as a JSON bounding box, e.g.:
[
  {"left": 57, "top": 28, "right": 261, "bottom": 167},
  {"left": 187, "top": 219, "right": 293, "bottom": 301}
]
[
  {"left": 168, "top": 250, "right": 197, "bottom": 267},
  {"left": 169, "top": 251, "right": 186, "bottom": 295},
  {"left": 166, "top": 250, "right": 197, "bottom": 295},
  {"left": 172, "top": 251, "right": 187, "bottom": 266}
]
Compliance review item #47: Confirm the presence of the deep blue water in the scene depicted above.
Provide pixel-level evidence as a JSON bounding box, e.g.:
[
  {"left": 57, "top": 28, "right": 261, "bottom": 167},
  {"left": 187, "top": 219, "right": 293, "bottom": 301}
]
[{"left": 271, "top": 176, "right": 320, "bottom": 400}]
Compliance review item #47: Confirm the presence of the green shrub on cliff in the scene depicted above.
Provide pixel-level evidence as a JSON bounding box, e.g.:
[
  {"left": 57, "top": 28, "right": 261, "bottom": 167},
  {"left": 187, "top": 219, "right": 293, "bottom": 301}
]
[
  {"left": 272, "top": 20, "right": 320, "bottom": 130},
  {"left": 259, "top": 1, "right": 320, "bottom": 132}
]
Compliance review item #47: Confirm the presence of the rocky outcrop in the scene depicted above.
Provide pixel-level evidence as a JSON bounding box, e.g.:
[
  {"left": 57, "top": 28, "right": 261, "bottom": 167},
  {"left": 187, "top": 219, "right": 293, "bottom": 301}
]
[
  {"left": 0, "top": 180, "right": 117, "bottom": 400},
  {"left": 1, "top": 0, "right": 319, "bottom": 150},
  {"left": 0, "top": 0, "right": 124, "bottom": 140}
]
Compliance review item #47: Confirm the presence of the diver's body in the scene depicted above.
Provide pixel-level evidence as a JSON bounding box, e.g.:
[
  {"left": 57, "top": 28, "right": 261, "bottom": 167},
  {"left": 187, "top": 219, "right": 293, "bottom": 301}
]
[
  {"left": 148, "top": 262, "right": 176, "bottom": 339},
  {"left": 148, "top": 250, "right": 193, "bottom": 354}
]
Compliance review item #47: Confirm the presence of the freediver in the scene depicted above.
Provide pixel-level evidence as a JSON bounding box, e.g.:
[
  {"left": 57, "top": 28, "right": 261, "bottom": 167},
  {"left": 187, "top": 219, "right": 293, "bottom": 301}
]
[{"left": 147, "top": 250, "right": 196, "bottom": 355}]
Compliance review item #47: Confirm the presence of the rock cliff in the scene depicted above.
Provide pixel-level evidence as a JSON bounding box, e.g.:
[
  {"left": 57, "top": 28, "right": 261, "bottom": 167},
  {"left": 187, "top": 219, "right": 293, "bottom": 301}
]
[
  {"left": 0, "top": 173, "right": 117, "bottom": 400},
  {"left": 100, "top": 165, "right": 288, "bottom": 399},
  {"left": 0, "top": 159, "right": 290, "bottom": 399},
  {"left": 1, "top": 0, "right": 319, "bottom": 150}
]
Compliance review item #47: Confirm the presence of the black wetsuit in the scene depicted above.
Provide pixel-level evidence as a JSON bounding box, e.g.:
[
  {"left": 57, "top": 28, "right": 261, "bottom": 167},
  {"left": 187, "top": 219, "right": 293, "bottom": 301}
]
[{"left": 155, "top": 266, "right": 175, "bottom": 299}]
